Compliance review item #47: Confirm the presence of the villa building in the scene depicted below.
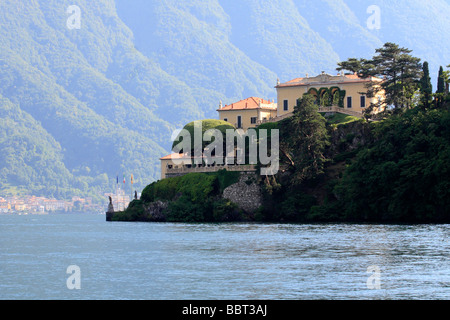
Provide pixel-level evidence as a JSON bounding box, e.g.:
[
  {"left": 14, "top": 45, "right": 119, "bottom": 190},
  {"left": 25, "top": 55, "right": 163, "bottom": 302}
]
[
  {"left": 275, "top": 71, "right": 385, "bottom": 119},
  {"left": 159, "top": 71, "right": 386, "bottom": 180},
  {"left": 160, "top": 153, "right": 202, "bottom": 180},
  {"left": 160, "top": 153, "right": 257, "bottom": 180},
  {"left": 218, "top": 97, "right": 277, "bottom": 130}
]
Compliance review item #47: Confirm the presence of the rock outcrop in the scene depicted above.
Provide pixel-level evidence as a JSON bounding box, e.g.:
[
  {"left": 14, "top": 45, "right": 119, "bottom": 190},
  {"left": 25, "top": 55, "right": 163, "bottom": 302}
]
[{"left": 142, "top": 201, "right": 169, "bottom": 222}]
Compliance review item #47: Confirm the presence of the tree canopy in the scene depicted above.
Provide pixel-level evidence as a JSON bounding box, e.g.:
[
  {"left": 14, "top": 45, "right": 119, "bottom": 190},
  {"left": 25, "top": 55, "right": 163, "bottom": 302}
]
[
  {"left": 334, "top": 108, "right": 450, "bottom": 222},
  {"left": 280, "top": 94, "right": 330, "bottom": 184},
  {"left": 420, "top": 61, "right": 432, "bottom": 109},
  {"left": 337, "top": 42, "right": 422, "bottom": 114}
]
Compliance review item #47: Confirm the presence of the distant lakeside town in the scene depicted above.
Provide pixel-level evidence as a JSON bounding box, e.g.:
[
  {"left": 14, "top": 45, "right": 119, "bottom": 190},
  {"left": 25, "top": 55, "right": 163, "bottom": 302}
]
[{"left": 0, "top": 189, "right": 132, "bottom": 215}]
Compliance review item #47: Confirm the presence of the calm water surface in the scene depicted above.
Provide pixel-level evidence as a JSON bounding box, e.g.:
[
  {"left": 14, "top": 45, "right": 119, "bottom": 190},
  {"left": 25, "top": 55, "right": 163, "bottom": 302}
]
[{"left": 0, "top": 213, "right": 448, "bottom": 300}]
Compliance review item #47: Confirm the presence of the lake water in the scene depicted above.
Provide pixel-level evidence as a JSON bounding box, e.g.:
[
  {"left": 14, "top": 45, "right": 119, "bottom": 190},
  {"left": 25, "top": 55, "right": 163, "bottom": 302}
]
[{"left": 0, "top": 213, "right": 448, "bottom": 300}]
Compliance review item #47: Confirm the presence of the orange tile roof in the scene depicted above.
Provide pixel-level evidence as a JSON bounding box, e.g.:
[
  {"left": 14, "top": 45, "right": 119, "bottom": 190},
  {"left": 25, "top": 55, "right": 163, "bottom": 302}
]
[
  {"left": 344, "top": 74, "right": 362, "bottom": 80},
  {"left": 160, "top": 153, "right": 187, "bottom": 160},
  {"left": 277, "top": 73, "right": 383, "bottom": 88},
  {"left": 286, "top": 77, "right": 304, "bottom": 83},
  {"left": 160, "top": 153, "right": 204, "bottom": 160},
  {"left": 218, "top": 97, "right": 276, "bottom": 111}
]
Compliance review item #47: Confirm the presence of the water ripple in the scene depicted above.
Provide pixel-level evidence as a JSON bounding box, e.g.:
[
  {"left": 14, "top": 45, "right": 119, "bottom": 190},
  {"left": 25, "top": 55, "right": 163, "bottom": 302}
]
[{"left": 0, "top": 214, "right": 448, "bottom": 300}]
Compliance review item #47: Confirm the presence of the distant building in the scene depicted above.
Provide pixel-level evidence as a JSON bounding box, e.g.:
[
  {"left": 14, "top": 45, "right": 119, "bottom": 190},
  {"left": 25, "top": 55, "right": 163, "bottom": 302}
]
[
  {"left": 104, "top": 189, "right": 130, "bottom": 212},
  {"left": 160, "top": 153, "right": 200, "bottom": 180},
  {"left": 218, "top": 97, "right": 277, "bottom": 130},
  {"left": 15, "top": 203, "right": 27, "bottom": 211},
  {"left": 0, "top": 199, "right": 10, "bottom": 213}
]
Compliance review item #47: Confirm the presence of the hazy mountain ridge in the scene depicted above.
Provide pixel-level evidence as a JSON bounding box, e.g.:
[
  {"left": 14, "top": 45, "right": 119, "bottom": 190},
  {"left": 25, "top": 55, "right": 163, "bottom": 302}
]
[
  {"left": 0, "top": 0, "right": 176, "bottom": 198},
  {"left": 219, "top": 0, "right": 340, "bottom": 82},
  {"left": 115, "top": 0, "right": 279, "bottom": 114},
  {"left": 0, "top": 0, "right": 449, "bottom": 201},
  {"left": 294, "top": 0, "right": 382, "bottom": 61},
  {"left": 341, "top": 0, "right": 450, "bottom": 76}
]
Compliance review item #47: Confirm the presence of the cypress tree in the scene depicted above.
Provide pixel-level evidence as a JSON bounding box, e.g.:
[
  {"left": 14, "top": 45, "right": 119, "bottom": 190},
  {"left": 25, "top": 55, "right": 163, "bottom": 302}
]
[
  {"left": 437, "top": 66, "right": 445, "bottom": 94},
  {"left": 437, "top": 66, "right": 446, "bottom": 108},
  {"left": 420, "top": 61, "right": 432, "bottom": 109}
]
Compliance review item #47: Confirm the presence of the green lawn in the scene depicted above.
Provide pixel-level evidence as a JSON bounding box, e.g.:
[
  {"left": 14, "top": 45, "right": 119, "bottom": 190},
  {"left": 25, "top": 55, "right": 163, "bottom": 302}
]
[{"left": 320, "top": 112, "right": 362, "bottom": 126}]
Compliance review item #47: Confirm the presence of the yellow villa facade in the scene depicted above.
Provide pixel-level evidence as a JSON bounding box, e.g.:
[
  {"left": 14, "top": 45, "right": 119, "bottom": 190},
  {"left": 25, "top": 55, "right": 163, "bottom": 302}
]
[
  {"left": 276, "top": 72, "right": 385, "bottom": 118},
  {"left": 217, "top": 97, "right": 278, "bottom": 130},
  {"left": 160, "top": 153, "right": 257, "bottom": 179},
  {"left": 160, "top": 153, "right": 199, "bottom": 180}
]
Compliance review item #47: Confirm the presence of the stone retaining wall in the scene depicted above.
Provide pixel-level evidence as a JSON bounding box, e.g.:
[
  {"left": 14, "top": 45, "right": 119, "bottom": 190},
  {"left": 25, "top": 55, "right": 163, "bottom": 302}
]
[{"left": 222, "top": 172, "right": 262, "bottom": 213}]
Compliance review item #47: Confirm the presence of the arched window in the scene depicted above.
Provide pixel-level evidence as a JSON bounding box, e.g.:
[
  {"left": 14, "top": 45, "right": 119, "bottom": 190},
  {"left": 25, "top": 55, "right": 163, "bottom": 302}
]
[
  {"left": 318, "top": 88, "right": 331, "bottom": 107},
  {"left": 307, "top": 88, "right": 319, "bottom": 105}
]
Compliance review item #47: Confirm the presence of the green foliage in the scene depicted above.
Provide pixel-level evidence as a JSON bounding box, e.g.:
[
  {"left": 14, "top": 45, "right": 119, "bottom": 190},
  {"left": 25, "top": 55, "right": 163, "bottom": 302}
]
[
  {"left": 337, "top": 58, "right": 364, "bottom": 74},
  {"left": 436, "top": 66, "right": 448, "bottom": 109},
  {"left": 171, "top": 119, "right": 235, "bottom": 152},
  {"left": 140, "top": 173, "right": 215, "bottom": 222},
  {"left": 215, "top": 169, "right": 241, "bottom": 192},
  {"left": 0, "top": 0, "right": 189, "bottom": 201},
  {"left": 443, "top": 65, "right": 450, "bottom": 87},
  {"left": 112, "top": 200, "right": 146, "bottom": 222},
  {"left": 256, "top": 122, "right": 279, "bottom": 133},
  {"left": 437, "top": 66, "right": 446, "bottom": 94},
  {"left": 0, "top": 95, "right": 109, "bottom": 201},
  {"left": 1, "top": 0, "right": 449, "bottom": 209},
  {"left": 334, "top": 108, "right": 450, "bottom": 223},
  {"left": 261, "top": 103, "right": 450, "bottom": 223},
  {"left": 137, "top": 170, "right": 243, "bottom": 222},
  {"left": 280, "top": 94, "right": 330, "bottom": 184},
  {"left": 310, "top": 87, "right": 347, "bottom": 108},
  {"left": 420, "top": 62, "right": 433, "bottom": 109},
  {"left": 166, "top": 195, "right": 210, "bottom": 222},
  {"left": 338, "top": 42, "right": 423, "bottom": 112},
  {"left": 143, "top": 171, "right": 232, "bottom": 201},
  {"left": 277, "top": 191, "right": 317, "bottom": 222},
  {"left": 259, "top": 176, "right": 329, "bottom": 223},
  {"left": 212, "top": 198, "right": 240, "bottom": 222},
  {"left": 141, "top": 172, "right": 219, "bottom": 203},
  {"left": 116, "top": 0, "right": 278, "bottom": 109},
  {"left": 165, "top": 196, "right": 239, "bottom": 223},
  {"left": 321, "top": 113, "right": 361, "bottom": 126}
]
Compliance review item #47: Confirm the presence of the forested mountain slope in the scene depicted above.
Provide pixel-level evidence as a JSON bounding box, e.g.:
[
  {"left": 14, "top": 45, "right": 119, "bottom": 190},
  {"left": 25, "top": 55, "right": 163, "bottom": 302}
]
[{"left": 1, "top": 0, "right": 448, "bottom": 200}]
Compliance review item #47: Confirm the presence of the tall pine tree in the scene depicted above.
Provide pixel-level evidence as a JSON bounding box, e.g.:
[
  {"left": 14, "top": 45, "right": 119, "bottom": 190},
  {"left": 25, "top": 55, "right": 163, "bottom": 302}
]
[{"left": 337, "top": 43, "right": 422, "bottom": 114}]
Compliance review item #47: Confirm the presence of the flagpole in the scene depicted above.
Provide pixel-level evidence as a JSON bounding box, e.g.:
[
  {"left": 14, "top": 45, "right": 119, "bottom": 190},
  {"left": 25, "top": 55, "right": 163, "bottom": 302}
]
[
  {"left": 131, "top": 174, "right": 133, "bottom": 202},
  {"left": 116, "top": 175, "right": 118, "bottom": 212}
]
